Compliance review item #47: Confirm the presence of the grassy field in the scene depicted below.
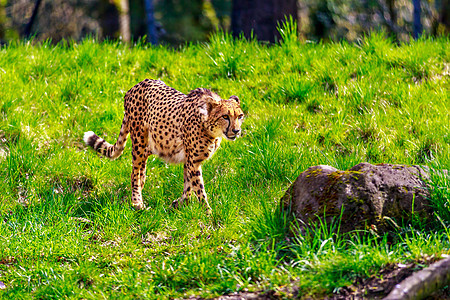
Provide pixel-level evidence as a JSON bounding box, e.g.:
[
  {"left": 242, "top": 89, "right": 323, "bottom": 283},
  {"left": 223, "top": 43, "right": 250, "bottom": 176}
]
[{"left": 0, "top": 27, "right": 449, "bottom": 299}]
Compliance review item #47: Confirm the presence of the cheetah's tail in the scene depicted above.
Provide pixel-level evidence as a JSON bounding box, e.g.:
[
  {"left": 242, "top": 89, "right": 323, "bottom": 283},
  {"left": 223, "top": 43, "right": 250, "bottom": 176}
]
[{"left": 83, "top": 115, "right": 129, "bottom": 160}]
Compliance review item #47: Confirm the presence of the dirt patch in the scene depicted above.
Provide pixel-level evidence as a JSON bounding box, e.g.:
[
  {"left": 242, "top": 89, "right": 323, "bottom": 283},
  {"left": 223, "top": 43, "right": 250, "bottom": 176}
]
[
  {"left": 188, "top": 290, "right": 282, "bottom": 300},
  {"left": 331, "top": 263, "right": 421, "bottom": 299},
  {"left": 0, "top": 257, "right": 17, "bottom": 266},
  {"left": 50, "top": 175, "right": 94, "bottom": 195},
  {"left": 188, "top": 261, "right": 449, "bottom": 299}
]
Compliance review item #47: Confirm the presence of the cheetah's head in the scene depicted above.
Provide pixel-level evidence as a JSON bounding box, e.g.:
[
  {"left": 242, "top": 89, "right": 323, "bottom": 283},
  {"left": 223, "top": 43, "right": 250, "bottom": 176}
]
[{"left": 196, "top": 90, "right": 245, "bottom": 140}]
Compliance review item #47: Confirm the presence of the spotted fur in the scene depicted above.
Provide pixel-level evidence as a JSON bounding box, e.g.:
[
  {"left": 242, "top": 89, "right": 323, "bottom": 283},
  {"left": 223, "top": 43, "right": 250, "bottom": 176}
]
[{"left": 84, "top": 79, "right": 244, "bottom": 211}]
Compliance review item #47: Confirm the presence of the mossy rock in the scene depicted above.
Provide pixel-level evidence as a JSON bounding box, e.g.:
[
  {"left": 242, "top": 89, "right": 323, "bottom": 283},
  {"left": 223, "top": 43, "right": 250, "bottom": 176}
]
[{"left": 282, "top": 162, "right": 434, "bottom": 235}]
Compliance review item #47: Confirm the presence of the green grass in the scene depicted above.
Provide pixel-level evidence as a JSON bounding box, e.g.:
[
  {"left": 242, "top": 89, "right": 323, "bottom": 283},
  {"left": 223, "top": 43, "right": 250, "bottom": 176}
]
[{"left": 0, "top": 30, "right": 449, "bottom": 299}]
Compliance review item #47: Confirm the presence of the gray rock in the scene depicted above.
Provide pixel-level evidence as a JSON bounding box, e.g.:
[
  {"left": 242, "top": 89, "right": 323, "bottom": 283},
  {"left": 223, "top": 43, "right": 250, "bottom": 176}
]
[
  {"left": 282, "top": 162, "right": 434, "bottom": 235},
  {"left": 384, "top": 256, "right": 450, "bottom": 300}
]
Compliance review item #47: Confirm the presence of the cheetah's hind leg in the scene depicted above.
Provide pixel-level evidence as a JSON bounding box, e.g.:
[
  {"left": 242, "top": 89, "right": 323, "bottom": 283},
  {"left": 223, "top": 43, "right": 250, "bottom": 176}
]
[
  {"left": 171, "top": 166, "right": 190, "bottom": 210},
  {"left": 129, "top": 129, "right": 150, "bottom": 210}
]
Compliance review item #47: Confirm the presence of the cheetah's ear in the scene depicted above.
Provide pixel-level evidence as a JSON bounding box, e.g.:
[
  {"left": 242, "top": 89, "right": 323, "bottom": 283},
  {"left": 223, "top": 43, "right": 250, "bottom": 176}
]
[
  {"left": 199, "top": 96, "right": 219, "bottom": 119},
  {"left": 206, "top": 97, "right": 220, "bottom": 113},
  {"left": 229, "top": 95, "right": 240, "bottom": 104}
]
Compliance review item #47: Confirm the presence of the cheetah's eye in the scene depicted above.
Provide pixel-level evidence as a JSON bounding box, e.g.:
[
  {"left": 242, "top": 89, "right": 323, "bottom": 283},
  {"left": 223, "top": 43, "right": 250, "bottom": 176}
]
[
  {"left": 222, "top": 115, "right": 229, "bottom": 120},
  {"left": 238, "top": 114, "right": 244, "bottom": 120}
]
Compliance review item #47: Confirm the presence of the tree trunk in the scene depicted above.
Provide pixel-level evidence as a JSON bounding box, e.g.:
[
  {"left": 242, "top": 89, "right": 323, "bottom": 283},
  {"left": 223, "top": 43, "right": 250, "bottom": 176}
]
[
  {"left": 413, "top": 0, "right": 422, "bottom": 39},
  {"left": 439, "top": 0, "right": 450, "bottom": 32},
  {"left": 98, "top": 0, "right": 120, "bottom": 39},
  {"left": 143, "top": 0, "right": 158, "bottom": 45},
  {"left": 386, "top": 0, "right": 398, "bottom": 39},
  {"left": 119, "top": 0, "right": 130, "bottom": 42},
  {"left": 231, "top": 0, "right": 298, "bottom": 43},
  {"left": 24, "top": 0, "right": 43, "bottom": 38}
]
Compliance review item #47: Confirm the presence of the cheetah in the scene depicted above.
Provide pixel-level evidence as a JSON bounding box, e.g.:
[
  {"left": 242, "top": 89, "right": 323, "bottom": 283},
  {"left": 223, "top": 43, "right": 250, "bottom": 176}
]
[{"left": 83, "top": 79, "right": 244, "bottom": 212}]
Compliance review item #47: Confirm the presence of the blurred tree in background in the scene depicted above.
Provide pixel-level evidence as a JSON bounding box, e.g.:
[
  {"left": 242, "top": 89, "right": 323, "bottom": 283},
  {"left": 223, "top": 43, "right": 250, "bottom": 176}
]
[
  {"left": 231, "top": 0, "right": 298, "bottom": 42},
  {"left": 0, "top": 0, "right": 448, "bottom": 44},
  {"left": 298, "top": 0, "right": 449, "bottom": 42},
  {"left": 2, "top": 0, "right": 120, "bottom": 42},
  {"left": 155, "top": 0, "right": 223, "bottom": 44}
]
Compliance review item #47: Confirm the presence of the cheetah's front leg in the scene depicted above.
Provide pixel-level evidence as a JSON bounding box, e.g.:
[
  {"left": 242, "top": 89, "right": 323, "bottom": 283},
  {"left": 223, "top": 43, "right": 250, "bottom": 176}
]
[{"left": 172, "top": 161, "right": 212, "bottom": 214}]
